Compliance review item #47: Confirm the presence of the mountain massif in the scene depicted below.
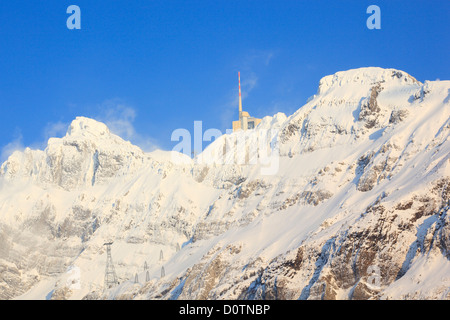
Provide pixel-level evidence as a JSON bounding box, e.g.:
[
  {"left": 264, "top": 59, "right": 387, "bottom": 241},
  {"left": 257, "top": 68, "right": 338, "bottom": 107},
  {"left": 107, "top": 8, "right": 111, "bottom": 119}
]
[{"left": 0, "top": 67, "right": 449, "bottom": 300}]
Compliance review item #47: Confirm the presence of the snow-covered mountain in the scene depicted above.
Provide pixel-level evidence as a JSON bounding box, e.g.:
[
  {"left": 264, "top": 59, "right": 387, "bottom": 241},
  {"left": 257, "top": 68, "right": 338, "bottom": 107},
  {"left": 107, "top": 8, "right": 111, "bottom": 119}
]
[{"left": 0, "top": 67, "right": 449, "bottom": 300}]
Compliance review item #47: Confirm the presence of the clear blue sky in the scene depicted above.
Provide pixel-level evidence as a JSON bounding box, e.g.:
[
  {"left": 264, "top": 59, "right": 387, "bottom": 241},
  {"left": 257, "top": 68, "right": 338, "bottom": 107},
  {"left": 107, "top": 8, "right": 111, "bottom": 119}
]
[{"left": 0, "top": 0, "right": 448, "bottom": 160}]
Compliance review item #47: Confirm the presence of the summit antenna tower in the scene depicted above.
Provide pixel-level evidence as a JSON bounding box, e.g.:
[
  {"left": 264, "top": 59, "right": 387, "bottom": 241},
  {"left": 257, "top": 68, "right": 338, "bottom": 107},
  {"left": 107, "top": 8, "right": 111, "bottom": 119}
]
[
  {"left": 232, "top": 72, "right": 262, "bottom": 132},
  {"left": 238, "top": 71, "right": 243, "bottom": 120}
]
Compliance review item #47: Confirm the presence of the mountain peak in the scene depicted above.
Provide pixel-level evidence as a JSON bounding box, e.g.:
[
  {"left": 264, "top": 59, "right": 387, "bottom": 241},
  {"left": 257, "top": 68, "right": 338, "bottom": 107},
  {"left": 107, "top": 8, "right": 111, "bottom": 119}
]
[
  {"left": 66, "top": 116, "right": 110, "bottom": 138},
  {"left": 1, "top": 116, "right": 145, "bottom": 189}
]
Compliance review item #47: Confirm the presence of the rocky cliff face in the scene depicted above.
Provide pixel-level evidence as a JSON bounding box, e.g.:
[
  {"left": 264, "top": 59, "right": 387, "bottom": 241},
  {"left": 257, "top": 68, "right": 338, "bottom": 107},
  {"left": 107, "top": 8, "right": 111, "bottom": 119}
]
[{"left": 0, "top": 67, "right": 449, "bottom": 300}]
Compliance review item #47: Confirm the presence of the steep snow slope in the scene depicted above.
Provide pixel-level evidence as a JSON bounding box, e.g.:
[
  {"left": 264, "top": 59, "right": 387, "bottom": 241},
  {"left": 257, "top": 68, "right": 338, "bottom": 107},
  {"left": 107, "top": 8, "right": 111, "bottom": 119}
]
[{"left": 0, "top": 67, "right": 449, "bottom": 300}]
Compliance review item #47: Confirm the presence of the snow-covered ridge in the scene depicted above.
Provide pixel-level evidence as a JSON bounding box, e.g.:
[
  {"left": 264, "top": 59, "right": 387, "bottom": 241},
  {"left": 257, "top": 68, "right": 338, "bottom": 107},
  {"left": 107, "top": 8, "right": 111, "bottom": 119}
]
[
  {"left": 317, "top": 67, "right": 421, "bottom": 95},
  {"left": 0, "top": 67, "right": 449, "bottom": 300}
]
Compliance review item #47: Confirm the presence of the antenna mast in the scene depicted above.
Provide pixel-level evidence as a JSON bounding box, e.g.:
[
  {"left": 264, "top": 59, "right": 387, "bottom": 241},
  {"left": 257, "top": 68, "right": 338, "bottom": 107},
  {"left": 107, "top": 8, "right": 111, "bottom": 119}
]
[{"left": 238, "top": 71, "right": 243, "bottom": 120}]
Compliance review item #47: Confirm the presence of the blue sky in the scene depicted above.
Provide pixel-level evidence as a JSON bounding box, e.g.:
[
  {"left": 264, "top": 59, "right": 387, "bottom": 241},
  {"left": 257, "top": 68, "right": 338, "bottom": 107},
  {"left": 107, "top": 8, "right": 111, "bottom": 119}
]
[{"left": 0, "top": 0, "right": 448, "bottom": 160}]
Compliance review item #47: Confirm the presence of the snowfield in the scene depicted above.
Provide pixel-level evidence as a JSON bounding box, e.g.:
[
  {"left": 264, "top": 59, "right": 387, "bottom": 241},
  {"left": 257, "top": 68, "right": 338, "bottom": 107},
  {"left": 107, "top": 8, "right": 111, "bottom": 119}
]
[{"left": 0, "top": 67, "right": 449, "bottom": 300}]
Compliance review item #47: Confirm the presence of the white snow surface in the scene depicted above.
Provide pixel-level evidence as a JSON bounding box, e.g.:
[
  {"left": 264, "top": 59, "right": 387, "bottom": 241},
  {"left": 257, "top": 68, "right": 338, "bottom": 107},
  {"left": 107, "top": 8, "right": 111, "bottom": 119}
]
[{"left": 0, "top": 67, "right": 449, "bottom": 300}]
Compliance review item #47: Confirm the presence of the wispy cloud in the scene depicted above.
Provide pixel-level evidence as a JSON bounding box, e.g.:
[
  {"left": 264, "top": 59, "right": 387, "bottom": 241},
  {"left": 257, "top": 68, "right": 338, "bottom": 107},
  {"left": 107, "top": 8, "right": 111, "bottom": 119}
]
[
  {"left": 0, "top": 129, "right": 24, "bottom": 163},
  {"left": 98, "top": 100, "right": 137, "bottom": 140},
  {"left": 43, "top": 121, "right": 68, "bottom": 141},
  {"left": 95, "top": 99, "right": 159, "bottom": 152},
  {"left": 242, "top": 50, "right": 275, "bottom": 68}
]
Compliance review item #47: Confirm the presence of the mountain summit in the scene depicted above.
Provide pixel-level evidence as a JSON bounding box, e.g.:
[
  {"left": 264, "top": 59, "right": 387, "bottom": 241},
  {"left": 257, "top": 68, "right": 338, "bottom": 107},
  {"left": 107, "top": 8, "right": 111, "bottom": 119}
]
[
  {"left": 1, "top": 116, "right": 145, "bottom": 189},
  {"left": 0, "top": 67, "right": 449, "bottom": 300}
]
